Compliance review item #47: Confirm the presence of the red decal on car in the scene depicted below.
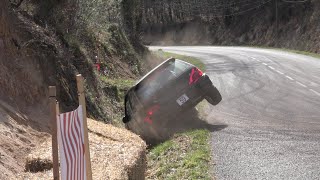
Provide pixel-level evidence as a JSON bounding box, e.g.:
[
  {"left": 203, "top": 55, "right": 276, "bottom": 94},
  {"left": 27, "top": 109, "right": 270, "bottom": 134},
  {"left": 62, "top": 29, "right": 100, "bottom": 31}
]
[
  {"left": 144, "top": 117, "right": 153, "bottom": 124},
  {"left": 189, "top": 68, "right": 203, "bottom": 85},
  {"left": 144, "top": 105, "right": 160, "bottom": 124}
]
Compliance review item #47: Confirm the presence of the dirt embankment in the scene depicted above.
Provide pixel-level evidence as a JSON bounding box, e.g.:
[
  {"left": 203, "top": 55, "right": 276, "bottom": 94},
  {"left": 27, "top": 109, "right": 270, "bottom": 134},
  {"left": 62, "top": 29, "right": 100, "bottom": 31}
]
[
  {"left": 0, "top": 100, "right": 50, "bottom": 179},
  {"left": 0, "top": 0, "right": 148, "bottom": 178},
  {"left": 0, "top": 98, "right": 147, "bottom": 179},
  {"left": 1, "top": 0, "right": 146, "bottom": 121},
  {"left": 19, "top": 119, "right": 146, "bottom": 180},
  {"left": 141, "top": 0, "right": 320, "bottom": 53}
]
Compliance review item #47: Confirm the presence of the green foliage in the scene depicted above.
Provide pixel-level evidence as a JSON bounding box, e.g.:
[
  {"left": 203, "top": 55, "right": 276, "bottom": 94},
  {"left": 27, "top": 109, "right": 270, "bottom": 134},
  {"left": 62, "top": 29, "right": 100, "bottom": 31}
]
[
  {"left": 7, "top": 0, "right": 145, "bottom": 123},
  {"left": 107, "top": 24, "right": 143, "bottom": 74},
  {"left": 101, "top": 77, "right": 135, "bottom": 100},
  {"left": 76, "top": 0, "right": 122, "bottom": 31},
  {"left": 263, "top": 47, "right": 320, "bottom": 59},
  {"left": 149, "top": 140, "right": 175, "bottom": 158},
  {"left": 101, "top": 77, "right": 135, "bottom": 91},
  {"left": 147, "top": 129, "right": 212, "bottom": 180},
  {"left": 248, "top": 46, "right": 320, "bottom": 60},
  {"left": 291, "top": 50, "right": 320, "bottom": 59},
  {"left": 57, "top": 0, "right": 144, "bottom": 122}
]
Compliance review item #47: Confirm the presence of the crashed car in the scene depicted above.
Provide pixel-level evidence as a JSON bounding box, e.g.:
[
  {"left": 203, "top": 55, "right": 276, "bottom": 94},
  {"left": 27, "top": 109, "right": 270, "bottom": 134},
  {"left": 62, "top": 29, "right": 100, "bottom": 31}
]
[{"left": 123, "top": 58, "right": 221, "bottom": 136}]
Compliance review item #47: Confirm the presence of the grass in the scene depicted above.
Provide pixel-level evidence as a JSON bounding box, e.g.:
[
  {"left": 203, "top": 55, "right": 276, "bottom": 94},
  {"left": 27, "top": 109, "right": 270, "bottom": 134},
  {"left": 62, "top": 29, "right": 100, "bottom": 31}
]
[
  {"left": 145, "top": 51, "right": 213, "bottom": 179},
  {"left": 278, "top": 48, "right": 320, "bottom": 59},
  {"left": 101, "top": 77, "right": 136, "bottom": 90},
  {"left": 97, "top": 77, "right": 136, "bottom": 125},
  {"left": 250, "top": 46, "right": 320, "bottom": 59},
  {"left": 147, "top": 129, "right": 212, "bottom": 180},
  {"left": 100, "top": 77, "right": 135, "bottom": 99},
  {"left": 154, "top": 50, "right": 206, "bottom": 71}
]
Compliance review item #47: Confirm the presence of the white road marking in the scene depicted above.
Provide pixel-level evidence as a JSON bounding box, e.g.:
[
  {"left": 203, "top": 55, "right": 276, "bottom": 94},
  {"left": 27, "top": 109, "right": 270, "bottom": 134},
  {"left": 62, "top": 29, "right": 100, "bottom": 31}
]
[
  {"left": 262, "top": 63, "right": 268, "bottom": 66},
  {"left": 296, "top": 82, "right": 307, "bottom": 88},
  {"left": 276, "top": 70, "right": 284, "bottom": 75},
  {"left": 257, "top": 59, "right": 261, "bottom": 62},
  {"left": 268, "top": 66, "right": 275, "bottom": 70},
  {"left": 286, "top": 76, "right": 294, "bottom": 81},
  {"left": 310, "top": 89, "right": 320, "bottom": 96}
]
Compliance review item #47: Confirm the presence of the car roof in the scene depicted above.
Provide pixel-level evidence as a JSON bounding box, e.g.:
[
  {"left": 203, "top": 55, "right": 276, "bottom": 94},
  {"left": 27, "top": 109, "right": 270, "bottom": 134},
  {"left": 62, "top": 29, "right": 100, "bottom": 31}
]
[{"left": 134, "top": 58, "right": 195, "bottom": 86}]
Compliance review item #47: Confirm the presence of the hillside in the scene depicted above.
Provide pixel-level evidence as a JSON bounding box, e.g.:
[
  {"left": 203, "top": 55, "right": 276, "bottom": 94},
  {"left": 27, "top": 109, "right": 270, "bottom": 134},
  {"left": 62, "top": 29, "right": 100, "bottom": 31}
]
[
  {"left": 141, "top": 0, "right": 320, "bottom": 53},
  {"left": 0, "top": 0, "right": 148, "bottom": 178},
  {"left": 1, "top": 0, "right": 148, "bottom": 121}
]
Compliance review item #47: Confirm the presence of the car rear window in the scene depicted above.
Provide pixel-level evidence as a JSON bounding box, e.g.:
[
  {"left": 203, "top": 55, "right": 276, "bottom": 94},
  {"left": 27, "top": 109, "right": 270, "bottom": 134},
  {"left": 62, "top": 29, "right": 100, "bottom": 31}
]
[
  {"left": 135, "top": 59, "right": 193, "bottom": 101},
  {"left": 171, "top": 60, "right": 193, "bottom": 75}
]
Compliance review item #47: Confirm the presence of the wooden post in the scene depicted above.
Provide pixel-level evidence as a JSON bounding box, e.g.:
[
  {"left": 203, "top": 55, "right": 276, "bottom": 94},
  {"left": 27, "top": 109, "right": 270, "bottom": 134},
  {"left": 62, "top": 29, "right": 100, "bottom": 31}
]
[
  {"left": 49, "top": 86, "right": 59, "bottom": 180},
  {"left": 76, "top": 74, "right": 93, "bottom": 180}
]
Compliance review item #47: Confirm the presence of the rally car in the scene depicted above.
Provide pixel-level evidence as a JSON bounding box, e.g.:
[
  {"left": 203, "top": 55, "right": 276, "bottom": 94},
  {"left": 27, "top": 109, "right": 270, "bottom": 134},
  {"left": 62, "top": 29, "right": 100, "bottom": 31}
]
[{"left": 122, "top": 58, "right": 222, "bottom": 139}]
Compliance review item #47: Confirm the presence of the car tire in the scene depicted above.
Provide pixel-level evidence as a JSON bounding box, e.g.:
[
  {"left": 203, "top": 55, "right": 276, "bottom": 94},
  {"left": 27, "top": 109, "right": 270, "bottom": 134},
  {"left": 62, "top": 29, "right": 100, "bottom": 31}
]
[{"left": 205, "top": 85, "right": 222, "bottom": 105}]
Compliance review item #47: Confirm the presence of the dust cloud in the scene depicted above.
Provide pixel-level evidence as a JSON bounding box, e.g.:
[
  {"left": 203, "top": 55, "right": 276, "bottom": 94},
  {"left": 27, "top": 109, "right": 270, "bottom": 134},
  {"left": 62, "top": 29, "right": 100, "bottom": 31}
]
[{"left": 127, "top": 107, "right": 226, "bottom": 145}]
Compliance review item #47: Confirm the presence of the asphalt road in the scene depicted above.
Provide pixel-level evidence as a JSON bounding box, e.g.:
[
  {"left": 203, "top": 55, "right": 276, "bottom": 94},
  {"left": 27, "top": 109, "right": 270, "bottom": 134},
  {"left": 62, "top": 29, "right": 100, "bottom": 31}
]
[{"left": 150, "top": 46, "right": 320, "bottom": 180}]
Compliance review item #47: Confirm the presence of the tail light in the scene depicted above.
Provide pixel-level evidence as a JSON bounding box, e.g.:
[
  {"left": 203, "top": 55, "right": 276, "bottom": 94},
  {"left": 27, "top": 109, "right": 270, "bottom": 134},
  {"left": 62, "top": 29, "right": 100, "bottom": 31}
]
[
  {"left": 189, "top": 67, "right": 203, "bottom": 85},
  {"left": 144, "top": 105, "right": 160, "bottom": 124}
]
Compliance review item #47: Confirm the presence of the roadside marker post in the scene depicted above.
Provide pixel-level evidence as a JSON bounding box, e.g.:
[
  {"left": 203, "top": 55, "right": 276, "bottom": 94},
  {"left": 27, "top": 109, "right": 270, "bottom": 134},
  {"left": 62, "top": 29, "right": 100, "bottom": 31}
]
[
  {"left": 76, "top": 74, "right": 93, "bottom": 180},
  {"left": 49, "top": 86, "right": 60, "bottom": 180}
]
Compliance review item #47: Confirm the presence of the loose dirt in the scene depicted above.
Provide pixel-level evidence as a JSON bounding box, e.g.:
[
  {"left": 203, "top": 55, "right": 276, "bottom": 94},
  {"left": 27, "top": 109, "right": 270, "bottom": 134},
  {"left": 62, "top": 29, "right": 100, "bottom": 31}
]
[
  {"left": 0, "top": 100, "right": 50, "bottom": 179},
  {"left": 0, "top": 98, "right": 146, "bottom": 180}
]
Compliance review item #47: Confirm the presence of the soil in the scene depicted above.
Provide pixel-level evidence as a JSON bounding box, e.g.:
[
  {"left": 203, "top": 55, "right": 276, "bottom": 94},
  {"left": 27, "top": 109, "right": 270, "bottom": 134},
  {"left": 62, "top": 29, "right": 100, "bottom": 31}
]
[
  {"left": 18, "top": 119, "right": 146, "bottom": 180},
  {"left": 0, "top": 100, "right": 50, "bottom": 179},
  {"left": 0, "top": 0, "right": 147, "bottom": 178},
  {"left": 0, "top": 98, "right": 147, "bottom": 179}
]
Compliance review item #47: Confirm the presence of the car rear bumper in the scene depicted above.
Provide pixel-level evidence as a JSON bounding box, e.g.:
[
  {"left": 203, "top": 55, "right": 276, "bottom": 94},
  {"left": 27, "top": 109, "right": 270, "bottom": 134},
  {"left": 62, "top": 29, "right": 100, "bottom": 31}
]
[{"left": 181, "top": 74, "right": 212, "bottom": 106}]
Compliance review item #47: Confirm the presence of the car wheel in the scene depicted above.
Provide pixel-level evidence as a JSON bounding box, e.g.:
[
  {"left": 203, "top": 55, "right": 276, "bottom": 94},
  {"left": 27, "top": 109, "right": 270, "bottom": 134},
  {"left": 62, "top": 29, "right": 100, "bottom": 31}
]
[{"left": 205, "top": 85, "right": 222, "bottom": 105}]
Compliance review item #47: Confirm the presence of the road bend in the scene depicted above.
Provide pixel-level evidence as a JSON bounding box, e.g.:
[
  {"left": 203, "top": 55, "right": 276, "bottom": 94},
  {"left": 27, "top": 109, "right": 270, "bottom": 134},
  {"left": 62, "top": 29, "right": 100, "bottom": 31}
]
[{"left": 150, "top": 46, "right": 320, "bottom": 180}]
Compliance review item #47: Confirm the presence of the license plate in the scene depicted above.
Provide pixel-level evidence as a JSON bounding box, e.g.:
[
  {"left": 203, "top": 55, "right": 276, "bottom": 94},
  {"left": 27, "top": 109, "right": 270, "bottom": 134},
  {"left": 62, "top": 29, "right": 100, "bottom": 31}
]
[{"left": 176, "top": 94, "right": 189, "bottom": 106}]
